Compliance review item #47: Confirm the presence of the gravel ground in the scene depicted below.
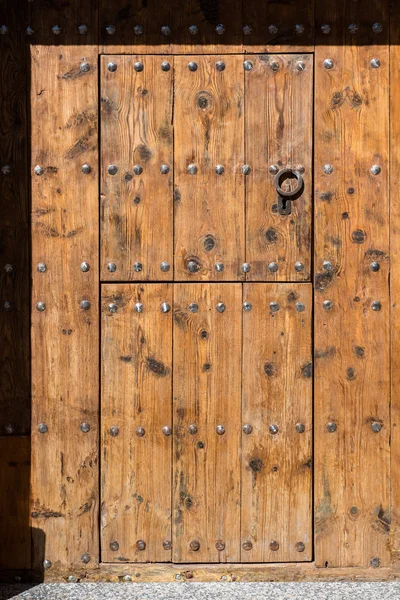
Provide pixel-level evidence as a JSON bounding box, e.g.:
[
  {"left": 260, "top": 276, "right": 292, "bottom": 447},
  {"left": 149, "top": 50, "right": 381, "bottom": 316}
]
[{"left": 1, "top": 582, "right": 400, "bottom": 600}]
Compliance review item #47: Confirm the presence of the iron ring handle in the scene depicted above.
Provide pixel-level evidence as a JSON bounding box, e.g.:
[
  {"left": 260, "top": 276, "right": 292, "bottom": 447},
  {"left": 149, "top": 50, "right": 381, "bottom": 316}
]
[{"left": 273, "top": 168, "right": 303, "bottom": 199}]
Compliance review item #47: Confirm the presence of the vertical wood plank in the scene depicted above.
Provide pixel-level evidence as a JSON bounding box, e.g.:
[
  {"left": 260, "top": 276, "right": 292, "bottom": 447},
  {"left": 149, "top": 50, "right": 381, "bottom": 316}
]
[
  {"left": 100, "top": 55, "right": 173, "bottom": 282},
  {"left": 245, "top": 54, "right": 313, "bottom": 282},
  {"left": 314, "top": 3, "right": 390, "bottom": 567},
  {"left": 31, "top": 45, "right": 99, "bottom": 569},
  {"left": 173, "top": 283, "right": 242, "bottom": 562},
  {"left": 241, "top": 283, "right": 312, "bottom": 562},
  {"left": 101, "top": 284, "right": 172, "bottom": 563},
  {"left": 174, "top": 56, "right": 245, "bottom": 282}
]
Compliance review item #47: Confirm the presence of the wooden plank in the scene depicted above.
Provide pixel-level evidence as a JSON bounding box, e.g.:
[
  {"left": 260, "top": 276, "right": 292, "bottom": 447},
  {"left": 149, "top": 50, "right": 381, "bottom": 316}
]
[
  {"left": 100, "top": 55, "right": 173, "bottom": 282},
  {"left": 0, "top": 0, "right": 30, "bottom": 434},
  {"left": 30, "top": 0, "right": 98, "bottom": 45},
  {"left": 314, "top": 7, "right": 390, "bottom": 566},
  {"left": 242, "top": 0, "right": 314, "bottom": 53},
  {"left": 245, "top": 54, "right": 313, "bottom": 282},
  {"left": 31, "top": 45, "right": 99, "bottom": 569},
  {"left": 174, "top": 56, "right": 245, "bottom": 281},
  {"left": 241, "top": 283, "right": 312, "bottom": 562},
  {"left": 173, "top": 283, "right": 242, "bottom": 562},
  {"left": 101, "top": 284, "right": 173, "bottom": 563},
  {"left": 0, "top": 436, "right": 31, "bottom": 569}
]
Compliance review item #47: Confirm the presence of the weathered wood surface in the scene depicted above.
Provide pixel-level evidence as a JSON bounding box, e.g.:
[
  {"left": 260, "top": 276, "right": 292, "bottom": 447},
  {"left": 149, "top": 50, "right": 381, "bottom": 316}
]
[
  {"left": 314, "top": 3, "right": 390, "bottom": 567},
  {"left": 101, "top": 284, "right": 173, "bottom": 563},
  {"left": 241, "top": 284, "right": 312, "bottom": 562},
  {"left": 173, "top": 284, "right": 242, "bottom": 562},
  {"left": 100, "top": 55, "right": 173, "bottom": 281},
  {"left": 0, "top": 436, "right": 31, "bottom": 569},
  {"left": 31, "top": 45, "right": 99, "bottom": 568},
  {"left": 174, "top": 56, "right": 245, "bottom": 281},
  {"left": 245, "top": 55, "right": 312, "bottom": 282},
  {"left": 0, "top": 0, "right": 30, "bottom": 434}
]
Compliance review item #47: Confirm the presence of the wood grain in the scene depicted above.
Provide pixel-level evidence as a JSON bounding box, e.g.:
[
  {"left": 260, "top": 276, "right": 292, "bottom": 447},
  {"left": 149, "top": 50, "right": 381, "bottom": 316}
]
[
  {"left": 30, "top": 0, "right": 98, "bottom": 45},
  {"left": 101, "top": 284, "right": 172, "bottom": 563},
  {"left": 100, "top": 55, "right": 173, "bottom": 282},
  {"left": 314, "top": 9, "right": 390, "bottom": 566},
  {"left": 30, "top": 45, "right": 99, "bottom": 569},
  {"left": 245, "top": 54, "right": 313, "bottom": 282},
  {"left": 241, "top": 283, "right": 312, "bottom": 562},
  {"left": 173, "top": 284, "right": 242, "bottom": 562},
  {"left": 174, "top": 56, "right": 245, "bottom": 281}
]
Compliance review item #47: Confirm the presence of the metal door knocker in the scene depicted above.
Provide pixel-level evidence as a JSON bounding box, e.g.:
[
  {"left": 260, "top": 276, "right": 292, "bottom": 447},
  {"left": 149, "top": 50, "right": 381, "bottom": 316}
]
[{"left": 274, "top": 168, "right": 304, "bottom": 215}]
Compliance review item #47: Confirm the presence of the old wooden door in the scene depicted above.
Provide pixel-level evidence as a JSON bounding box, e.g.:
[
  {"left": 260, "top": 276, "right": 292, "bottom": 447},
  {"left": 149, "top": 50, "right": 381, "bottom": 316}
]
[{"left": 100, "top": 54, "right": 313, "bottom": 563}]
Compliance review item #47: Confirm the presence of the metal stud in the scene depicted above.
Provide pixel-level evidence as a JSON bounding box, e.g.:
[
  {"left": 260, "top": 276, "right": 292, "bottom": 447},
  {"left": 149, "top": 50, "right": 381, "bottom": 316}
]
[
  {"left": 108, "top": 303, "right": 118, "bottom": 314},
  {"left": 296, "top": 164, "right": 306, "bottom": 174},
  {"left": 26, "top": 26, "right": 34, "bottom": 35},
  {"left": 243, "top": 424, "right": 253, "bottom": 435},
  {"left": 371, "top": 557, "right": 380, "bottom": 568},
  {"left": 243, "top": 25, "right": 252, "bottom": 35},
  {"left": 371, "top": 301, "right": 382, "bottom": 311},
  {"left": 295, "top": 261, "right": 304, "bottom": 272},
  {"left": 243, "top": 302, "right": 252, "bottom": 312},
  {"left": 81, "top": 553, "right": 90, "bottom": 564},
  {"left": 370, "top": 261, "right": 380, "bottom": 272},
  {"left": 323, "top": 300, "right": 333, "bottom": 311},
  {"left": 190, "top": 540, "right": 200, "bottom": 551},
  {"left": 43, "top": 559, "right": 52, "bottom": 570},
  {"left": 215, "top": 165, "right": 225, "bottom": 174},
  {"left": 371, "top": 421, "right": 382, "bottom": 433},
  {"left": 269, "top": 424, "right": 279, "bottom": 435},
  {"left": 243, "top": 60, "right": 253, "bottom": 71},
  {"left": 296, "top": 542, "right": 305, "bottom": 552},
  {"left": 242, "top": 541, "right": 253, "bottom": 551},
  {"left": 160, "top": 261, "right": 170, "bottom": 272},
  {"left": 108, "top": 62, "right": 117, "bottom": 72},
  {"left": 161, "top": 61, "right": 171, "bottom": 72},
  {"left": 136, "top": 427, "right": 145, "bottom": 437},
  {"left": 161, "top": 25, "right": 171, "bottom": 36},
  {"left": 296, "top": 61, "right": 306, "bottom": 71},
  {"left": 242, "top": 165, "right": 251, "bottom": 175},
  {"left": 216, "top": 540, "right": 226, "bottom": 551},
  {"left": 80, "top": 300, "right": 91, "bottom": 311},
  {"left": 109, "top": 541, "right": 119, "bottom": 551},
  {"left": 189, "top": 302, "right": 198, "bottom": 313},
  {"left": 371, "top": 58, "right": 381, "bottom": 68},
  {"left": 107, "top": 262, "right": 117, "bottom": 273},
  {"left": 160, "top": 164, "right": 170, "bottom": 174},
  {"left": 296, "top": 302, "right": 305, "bottom": 313},
  {"left": 187, "top": 163, "right": 198, "bottom": 174},
  {"left": 133, "top": 164, "right": 143, "bottom": 175},
  {"left": 36, "top": 301, "right": 46, "bottom": 312},
  {"left": 106, "top": 25, "right": 116, "bottom": 35},
  {"left": 1, "top": 165, "right": 10, "bottom": 175},
  {"left": 108, "top": 164, "right": 118, "bottom": 175},
  {"left": 216, "top": 425, "right": 225, "bottom": 435},
  {"left": 188, "top": 62, "right": 198, "bottom": 72},
  {"left": 162, "top": 425, "right": 172, "bottom": 436},
  {"left": 163, "top": 540, "right": 172, "bottom": 550},
  {"left": 321, "top": 24, "right": 331, "bottom": 34},
  {"left": 134, "top": 62, "right": 144, "bottom": 72},
  {"left": 295, "top": 24, "right": 305, "bottom": 35},
  {"left": 270, "top": 540, "right": 279, "bottom": 551},
  {"left": 327, "top": 421, "right": 337, "bottom": 433},
  {"left": 296, "top": 423, "right": 305, "bottom": 433},
  {"left": 188, "top": 260, "right": 199, "bottom": 272},
  {"left": 161, "top": 302, "right": 171, "bottom": 313},
  {"left": 270, "top": 60, "right": 280, "bottom": 71},
  {"left": 3, "top": 301, "right": 11, "bottom": 311},
  {"left": 189, "top": 25, "right": 199, "bottom": 35},
  {"left": 34, "top": 165, "right": 44, "bottom": 176},
  {"left": 0, "top": 25, "right": 8, "bottom": 35},
  {"left": 268, "top": 262, "right": 278, "bottom": 273},
  {"left": 216, "top": 302, "right": 226, "bottom": 313},
  {"left": 4, "top": 423, "right": 14, "bottom": 434},
  {"left": 134, "top": 302, "right": 144, "bottom": 313},
  {"left": 4, "top": 264, "right": 13, "bottom": 273},
  {"left": 80, "top": 423, "right": 90, "bottom": 433},
  {"left": 323, "top": 164, "right": 334, "bottom": 174},
  {"left": 372, "top": 23, "right": 383, "bottom": 34},
  {"left": 133, "top": 262, "right": 143, "bottom": 272},
  {"left": 136, "top": 539, "right": 146, "bottom": 551},
  {"left": 109, "top": 426, "right": 119, "bottom": 437},
  {"left": 188, "top": 424, "right": 198, "bottom": 434},
  {"left": 37, "top": 262, "right": 47, "bottom": 273},
  {"left": 38, "top": 423, "right": 48, "bottom": 434},
  {"left": 268, "top": 24, "right": 278, "bottom": 35},
  {"left": 78, "top": 24, "right": 88, "bottom": 35},
  {"left": 348, "top": 23, "right": 358, "bottom": 34},
  {"left": 323, "top": 58, "right": 334, "bottom": 70},
  {"left": 216, "top": 61, "right": 225, "bottom": 72},
  {"left": 270, "top": 302, "right": 279, "bottom": 312},
  {"left": 215, "top": 24, "right": 225, "bottom": 35},
  {"left": 215, "top": 262, "right": 224, "bottom": 272},
  {"left": 323, "top": 260, "right": 333, "bottom": 272},
  {"left": 370, "top": 164, "right": 381, "bottom": 175},
  {"left": 52, "top": 25, "right": 61, "bottom": 35},
  {"left": 81, "top": 163, "right": 91, "bottom": 174},
  {"left": 134, "top": 24, "right": 143, "bottom": 35},
  {"left": 123, "top": 575, "right": 132, "bottom": 581},
  {"left": 242, "top": 262, "right": 251, "bottom": 273},
  {"left": 269, "top": 164, "right": 279, "bottom": 174},
  {"left": 80, "top": 61, "right": 90, "bottom": 73}
]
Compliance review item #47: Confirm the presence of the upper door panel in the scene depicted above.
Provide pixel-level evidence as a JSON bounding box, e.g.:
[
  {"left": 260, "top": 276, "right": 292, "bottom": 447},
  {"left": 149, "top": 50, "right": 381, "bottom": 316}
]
[{"left": 100, "top": 54, "right": 312, "bottom": 282}]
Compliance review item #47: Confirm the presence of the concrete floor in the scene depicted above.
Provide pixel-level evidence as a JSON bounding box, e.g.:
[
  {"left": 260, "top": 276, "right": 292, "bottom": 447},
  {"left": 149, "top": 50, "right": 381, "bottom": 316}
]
[{"left": 2, "top": 582, "right": 400, "bottom": 600}]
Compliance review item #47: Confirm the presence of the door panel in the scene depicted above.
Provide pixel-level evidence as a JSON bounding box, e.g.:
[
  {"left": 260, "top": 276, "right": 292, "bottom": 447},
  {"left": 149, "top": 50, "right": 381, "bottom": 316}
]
[
  {"left": 101, "top": 284, "right": 173, "bottom": 562},
  {"left": 174, "top": 56, "right": 245, "bottom": 281},
  {"left": 241, "top": 283, "right": 313, "bottom": 561},
  {"left": 245, "top": 55, "right": 313, "bottom": 282},
  {"left": 172, "top": 284, "right": 242, "bottom": 562},
  {"left": 100, "top": 56, "right": 173, "bottom": 281}
]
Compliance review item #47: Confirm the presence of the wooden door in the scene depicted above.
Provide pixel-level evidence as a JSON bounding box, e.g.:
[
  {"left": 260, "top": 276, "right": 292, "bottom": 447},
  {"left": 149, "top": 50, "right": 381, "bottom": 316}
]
[{"left": 100, "top": 53, "right": 313, "bottom": 563}]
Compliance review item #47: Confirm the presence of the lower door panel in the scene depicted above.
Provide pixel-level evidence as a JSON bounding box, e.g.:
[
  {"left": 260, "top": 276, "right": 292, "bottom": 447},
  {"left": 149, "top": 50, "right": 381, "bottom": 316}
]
[{"left": 101, "top": 283, "right": 312, "bottom": 563}]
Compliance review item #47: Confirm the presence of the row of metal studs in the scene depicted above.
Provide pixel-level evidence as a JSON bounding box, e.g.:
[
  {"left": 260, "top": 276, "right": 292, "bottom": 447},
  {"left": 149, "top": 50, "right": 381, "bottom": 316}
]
[{"left": 106, "top": 59, "right": 307, "bottom": 72}]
